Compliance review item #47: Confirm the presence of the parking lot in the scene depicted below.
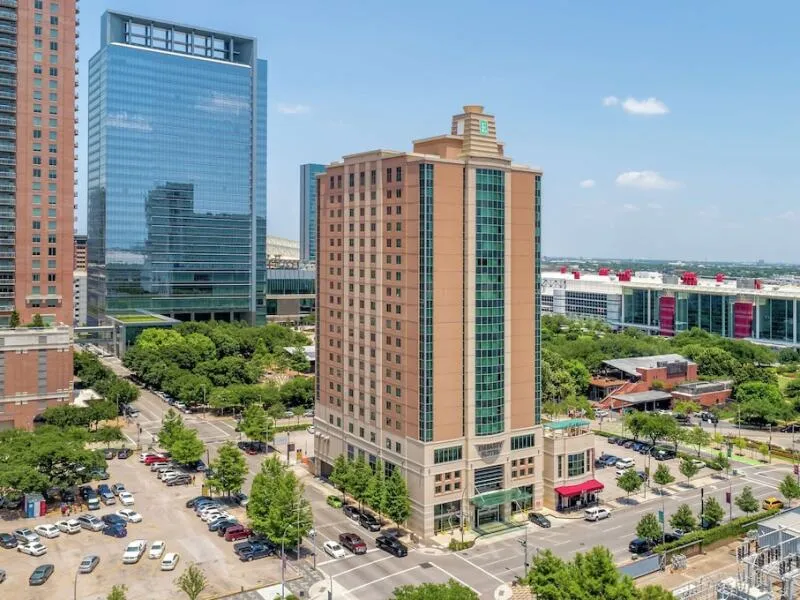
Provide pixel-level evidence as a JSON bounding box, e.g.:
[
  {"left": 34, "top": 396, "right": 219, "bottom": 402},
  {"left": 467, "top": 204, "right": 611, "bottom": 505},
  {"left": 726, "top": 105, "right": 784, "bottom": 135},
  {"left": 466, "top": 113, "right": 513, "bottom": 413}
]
[{"left": 0, "top": 451, "right": 285, "bottom": 599}]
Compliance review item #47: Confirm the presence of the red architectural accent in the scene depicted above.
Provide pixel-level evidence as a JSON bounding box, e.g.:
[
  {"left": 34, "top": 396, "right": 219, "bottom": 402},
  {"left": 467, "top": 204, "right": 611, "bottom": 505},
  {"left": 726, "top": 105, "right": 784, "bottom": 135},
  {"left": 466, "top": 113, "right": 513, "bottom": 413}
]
[
  {"left": 598, "top": 267, "right": 610, "bottom": 276},
  {"left": 733, "top": 302, "right": 754, "bottom": 338},
  {"left": 573, "top": 271, "right": 581, "bottom": 279},
  {"left": 754, "top": 279, "right": 762, "bottom": 290},
  {"left": 555, "top": 479, "right": 605, "bottom": 497},
  {"left": 715, "top": 273, "right": 725, "bottom": 283},
  {"left": 681, "top": 272, "right": 698, "bottom": 285},
  {"left": 559, "top": 266, "right": 567, "bottom": 274},
  {"left": 659, "top": 296, "right": 676, "bottom": 336},
  {"left": 618, "top": 269, "right": 632, "bottom": 282}
]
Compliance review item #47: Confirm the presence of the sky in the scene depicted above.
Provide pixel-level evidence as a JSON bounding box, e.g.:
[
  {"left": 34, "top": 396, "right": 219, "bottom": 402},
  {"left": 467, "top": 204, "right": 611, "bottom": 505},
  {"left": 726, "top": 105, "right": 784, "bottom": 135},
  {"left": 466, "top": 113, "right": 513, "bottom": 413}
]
[{"left": 76, "top": 0, "right": 800, "bottom": 263}]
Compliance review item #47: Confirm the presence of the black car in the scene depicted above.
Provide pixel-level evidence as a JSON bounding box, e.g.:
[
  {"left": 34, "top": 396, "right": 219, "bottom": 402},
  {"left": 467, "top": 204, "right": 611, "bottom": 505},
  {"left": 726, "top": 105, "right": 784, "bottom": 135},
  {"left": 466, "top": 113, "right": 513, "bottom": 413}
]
[
  {"left": 0, "top": 532, "right": 17, "bottom": 549},
  {"left": 186, "top": 496, "right": 213, "bottom": 509},
  {"left": 343, "top": 505, "right": 361, "bottom": 521},
  {"left": 663, "top": 532, "right": 682, "bottom": 543},
  {"left": 29, "top": 564, "right": 55, "bottom": 586},
  {"left": 781, "top": 423, "right": 800, "bottom": 433},
  {"left": 528, "top": 512, "right": 551, "bottom": 528},
  {"left": 101, "top": 514, "right": 127, "bottom": 527},
  {"left": 78, "top": 485, "right": 94, "bottom": 501},
  {"left": 217, "top": 521, "right": 243, "bottom": 536},
  {"left": 60, "top": 489, "right": 75, "bottom": 504},
  {"left": 628, "top": 538, "right": 655, "bottom": 554},
  {"left": 117, "top": 448, "right": 132, "bottom": 460},
  {"left": 607, "top": 436, "right": 618, "bottom": 444},
  {"left": 359, "top": 512, "right": 382, "bottom": 532},
  {"left": 376, "top": 535, "right": 408, "bottom": 557},
  {"left": 102, "top": 524, "right": 127, "bottom": 538}
]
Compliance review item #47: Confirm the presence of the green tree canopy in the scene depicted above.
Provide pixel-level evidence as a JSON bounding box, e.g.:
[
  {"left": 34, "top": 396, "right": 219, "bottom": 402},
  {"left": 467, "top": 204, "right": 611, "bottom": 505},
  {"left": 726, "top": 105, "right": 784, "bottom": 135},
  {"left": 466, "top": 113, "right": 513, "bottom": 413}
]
[
  {"left": 158, "top": 408, "right": 185, "bottom": 450},
  {"left": 679, "top": 457, "right": 700, "bottom": 483},
  {"left": 684, "top": 426, "right": 711, "bottom": 456},
  {"left": 652, "top": 463, "right": 675, "bottom": 490},
  {"left": 329, "top": 454, "right": 354, "bottom": 502},
  {"left": 617, "top": 469, "right": 642, "bottom": 497},
  {"left": 734, "top": 486, "right": 759, "bottom": 514},
  {"left": 385, "top": 468, "right": 411, "bottom": 527},
  {"left": 240, "top": 404, "right": 273, "bottom": 444},
  {"left": 636, "top": 513, "right": 662, "bottom": 542},
  {"left": 703, "top": 497, "right": 725, "bottom": 528},
  {"left": 169, "top": 428, "right": 205, "bottom": 465},
  {"left": 669, "top": 504, "right": 697, "bottom": 532},
  {"left": 392, "top": 580, "right": 478, "bottom": 600},
  {"left": 175, "top": 563, "right": 207, "bottom": 600},
  {"left": 107, "top": 584, "right": 128, "bottom": 600},
  {"left": 780, "top": 474, "right": 800, "bottom": 502},
  {"left": 207, "top": 442, "right": 247, "bottom": 496}
]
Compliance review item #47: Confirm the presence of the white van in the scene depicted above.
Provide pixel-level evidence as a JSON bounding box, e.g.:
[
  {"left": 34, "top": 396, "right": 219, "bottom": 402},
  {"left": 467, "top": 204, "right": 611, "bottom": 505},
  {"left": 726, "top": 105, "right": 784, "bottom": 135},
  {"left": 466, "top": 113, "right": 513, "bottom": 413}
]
[{"left": 584, "top": 507, "right": 610, "bottom": 521}]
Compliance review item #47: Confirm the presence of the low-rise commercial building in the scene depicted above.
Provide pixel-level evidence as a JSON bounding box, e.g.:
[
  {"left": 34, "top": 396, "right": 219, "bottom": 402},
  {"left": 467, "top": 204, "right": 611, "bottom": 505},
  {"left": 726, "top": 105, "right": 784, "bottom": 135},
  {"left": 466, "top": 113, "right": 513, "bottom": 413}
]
[{"left": 542, "top": 419, "right": 602, "bottom": 511}]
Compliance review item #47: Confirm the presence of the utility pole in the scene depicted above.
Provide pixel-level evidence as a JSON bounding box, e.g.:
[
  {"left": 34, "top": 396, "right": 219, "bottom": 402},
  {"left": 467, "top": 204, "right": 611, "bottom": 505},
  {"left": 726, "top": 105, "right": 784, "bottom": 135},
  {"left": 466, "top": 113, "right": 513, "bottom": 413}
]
[{"left": 519, "top": 527, "right": 529, "bottom": 575}]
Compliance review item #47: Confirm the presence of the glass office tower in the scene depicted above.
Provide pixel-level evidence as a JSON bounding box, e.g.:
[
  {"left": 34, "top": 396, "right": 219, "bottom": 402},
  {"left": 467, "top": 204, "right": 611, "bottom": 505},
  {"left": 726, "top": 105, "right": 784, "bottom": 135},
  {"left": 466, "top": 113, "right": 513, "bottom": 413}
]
[
  {"left": 87, "top": 11, "right": 267, "bottom": 324},
  {"left": 299, "top": 163, "right": 324, "bottom": 263}
]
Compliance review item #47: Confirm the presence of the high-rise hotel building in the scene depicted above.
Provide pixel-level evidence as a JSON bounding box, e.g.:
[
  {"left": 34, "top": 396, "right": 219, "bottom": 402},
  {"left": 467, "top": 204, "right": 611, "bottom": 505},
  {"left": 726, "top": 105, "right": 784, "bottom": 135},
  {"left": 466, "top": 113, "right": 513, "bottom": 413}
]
[
  {"left": 0, "top": 0, "right": 76, "bottom": 429},
  {"left": 314, "top": 106, "right": 543, "bottom": 537}
]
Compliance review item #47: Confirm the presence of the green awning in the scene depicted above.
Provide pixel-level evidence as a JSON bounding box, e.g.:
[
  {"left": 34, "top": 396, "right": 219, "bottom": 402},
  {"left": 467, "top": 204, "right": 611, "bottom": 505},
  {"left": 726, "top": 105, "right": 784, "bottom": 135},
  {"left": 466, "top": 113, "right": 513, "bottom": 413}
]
[
  {"left": 470, "top": 488, "right": 532, "bottom": 508},
  {"left": 543, "top": 418, "right": 591, "bottom": 430}
]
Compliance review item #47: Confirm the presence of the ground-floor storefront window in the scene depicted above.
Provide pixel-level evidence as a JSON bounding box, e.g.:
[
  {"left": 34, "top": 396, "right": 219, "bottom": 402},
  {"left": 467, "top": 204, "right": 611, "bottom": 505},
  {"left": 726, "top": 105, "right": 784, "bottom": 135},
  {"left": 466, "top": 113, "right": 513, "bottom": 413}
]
[{"left": 434, "top": 500, "right": 461, "bottom": 533}]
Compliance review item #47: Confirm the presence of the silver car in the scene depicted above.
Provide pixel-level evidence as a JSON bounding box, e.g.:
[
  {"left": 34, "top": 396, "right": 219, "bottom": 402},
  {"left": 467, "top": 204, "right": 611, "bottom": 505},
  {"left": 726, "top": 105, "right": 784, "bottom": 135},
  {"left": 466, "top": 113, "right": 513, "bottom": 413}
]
[{"left": 79, "top": 555, "right": 100, "bottom": 574}]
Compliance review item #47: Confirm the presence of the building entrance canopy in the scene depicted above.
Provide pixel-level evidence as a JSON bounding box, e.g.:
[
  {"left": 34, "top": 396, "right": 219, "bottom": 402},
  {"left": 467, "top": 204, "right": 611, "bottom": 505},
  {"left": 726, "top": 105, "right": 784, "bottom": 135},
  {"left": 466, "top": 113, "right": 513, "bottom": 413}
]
[
  {"left": 470, "top": 488, "right": 532, "bottom": 508},
  {"left": 554, "top": 479, "right": 604, "bottom": 497}
]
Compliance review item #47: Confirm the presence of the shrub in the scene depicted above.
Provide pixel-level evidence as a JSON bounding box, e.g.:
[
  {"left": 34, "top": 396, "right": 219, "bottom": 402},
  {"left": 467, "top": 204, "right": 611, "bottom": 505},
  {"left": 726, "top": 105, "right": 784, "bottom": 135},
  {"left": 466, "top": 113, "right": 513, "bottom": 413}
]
[
  {"left": 448, "top": 539, "right": 475, "bottom": 551},
  {"left": 653, "top": 509, "right": 778, "bottom": 553}
]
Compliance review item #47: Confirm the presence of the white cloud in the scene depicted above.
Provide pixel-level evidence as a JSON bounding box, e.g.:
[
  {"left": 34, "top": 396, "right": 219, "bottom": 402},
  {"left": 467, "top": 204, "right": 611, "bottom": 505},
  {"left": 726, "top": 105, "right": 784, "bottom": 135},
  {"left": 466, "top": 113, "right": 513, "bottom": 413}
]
[
  {"left": 615, "top": 170, "right": 680, "bottom": 190},
  {"left": 106, "top": 112, "right": 152, "bottom": 132},
  {"left": 780, "top": 210, "right": 799, "bottom": 221},
  {"left": 697, "top": 205, "right": 720, "bottom": 218},
  {"left": 622, "top": 203, "right": 640, "bottom": 212},
  {"left": 277, "top": 103, "right": 311, "bottom": 115},
  {"left": 647, "top": 202, "right": 663, "bottom": 210},
  {"left": 579, "top": 179, "right": 596, "bottom": 189},
  {"left": 197, "top": 92, "right": 250, "bottom": 115},
  {"left": 622, "top": 97, "right": 669, "bottom": 116},
  {"left": 602, "top": 96, "right": 619, "bottom": 107}
]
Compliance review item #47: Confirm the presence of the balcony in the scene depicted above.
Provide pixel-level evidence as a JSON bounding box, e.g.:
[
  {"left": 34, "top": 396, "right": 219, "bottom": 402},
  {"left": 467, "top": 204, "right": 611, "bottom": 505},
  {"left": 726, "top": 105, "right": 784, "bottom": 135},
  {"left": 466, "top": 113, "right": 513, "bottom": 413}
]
[
  {"left": 0, "top": 262, "right": 14, "bottom": 271},
  {"left": 0, "top": 63, "right": 16, "bottom": 74},
  {"left": 0, "top": 116, "right": 14, "bottom": 126},
  {"left": 0, "top": 23, "right": 16, "bottom": 35},
  {"left": 0, "top": 9, "right": 17, "bottom": 22},
  {"left": 0, "top": 250, "right": 14, "bottom": 258},
  {"left": 0, "top": 89, "right": 14, "bottom": 100},
  {"left": 0, "top": 76, "right": 16, "bottom": 87},
  {"left": 0, "top": 36, "right": 15, "bottom": 48},
  {"left": 0, "top": 195, "right": 13, "bottom": 206},
  {"left": 0, "top": 102, "right": 13, "bottom": 113},
  {"left": 0, "top": 0, "right": 17, "bottom": 8},
  {"left": 0, "top": 141, "right": 13, "bottom": 152},
  {"left": 0, "top": 158, "right": 14, "bottom": 167},
  {"left": 0, "top": 129, "right": 16, "bottom": 139},
  {"left": 0, "top": 170, "right": 15, "bottom": 180}
]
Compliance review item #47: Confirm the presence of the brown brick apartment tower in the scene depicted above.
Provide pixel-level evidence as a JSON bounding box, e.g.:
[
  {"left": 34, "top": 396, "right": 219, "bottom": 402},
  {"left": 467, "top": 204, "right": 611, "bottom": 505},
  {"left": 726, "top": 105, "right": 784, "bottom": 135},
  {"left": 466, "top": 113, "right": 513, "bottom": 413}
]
[
  {"left": 314, "top": 106, "right": 543, "bottom": 538},
  {"left": 0, "top": 0, "right": 76, "bottom": 430}
]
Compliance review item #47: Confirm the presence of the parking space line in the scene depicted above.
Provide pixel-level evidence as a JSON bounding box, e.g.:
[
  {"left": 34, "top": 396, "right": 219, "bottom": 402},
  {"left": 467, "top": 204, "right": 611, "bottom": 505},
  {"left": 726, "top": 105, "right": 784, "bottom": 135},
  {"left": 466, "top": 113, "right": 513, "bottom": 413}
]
[
  {"left": 316, "top": 548, "right": 380, "bottom": 567},
  {"left": 454, "top": 553, "right": 505, "bottom": 583},
  {"left": 332, "top": 554, "right": 394, "bottom": 578},
  {"left": 347, "top": 565, "right": 420, "bottom": 593},
  {"left": 429, "top": 563, "right": 480, "bottom": 594}
]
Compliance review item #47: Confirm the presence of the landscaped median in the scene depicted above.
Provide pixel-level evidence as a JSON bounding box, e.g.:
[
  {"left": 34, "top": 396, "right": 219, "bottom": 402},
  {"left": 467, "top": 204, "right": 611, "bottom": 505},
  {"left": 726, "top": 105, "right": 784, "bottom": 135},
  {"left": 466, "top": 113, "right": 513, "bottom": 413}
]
[{"left": 652, "top": 508, "right": 780, "bottom": 555}]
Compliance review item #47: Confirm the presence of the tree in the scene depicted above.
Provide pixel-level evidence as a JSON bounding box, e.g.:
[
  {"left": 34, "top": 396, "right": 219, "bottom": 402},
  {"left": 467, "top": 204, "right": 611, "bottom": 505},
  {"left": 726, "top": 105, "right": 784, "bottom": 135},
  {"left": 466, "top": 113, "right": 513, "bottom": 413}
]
[
  {"left": 247, "top": 455, "right": 285, "bottom": 529},
  {"left": 207, "top": 442, "right": 247, "bottom": 496},
  {"left": 684, "top": 426, "right": 710, "bottom": 457},
  {"left": 734, "top": 382, "right": 787, "bottom": 426},
  {"left": 625, "top": 412, "right": 649, "bottom": 441},
  {"left": 29, "top": 313, "right": 45, "bottom": 328},
  {"left": 691, "top": 346, "right": 740, "bottom": 378},
  {"left": 364, "top": 458, "right": 387, "bottom": 517},
  {"left": 703, "top": 497, "right": 724, "bottom": 528},
  {"left": 669, "top": 503, "right": 697, "bottom": 532},
  {"left": 779, "top": 475, "right": 800, "bottom": 503},
  {"left": 385, "top": 468, "right": 411, "bottom": 528},
  {"left": 636, "top": 513, "right": 662, "bottom": 542},
  {"left": 712, "top": 432, "right": 725, "bottom": 449},
  {"left": 734, "top": 486, "right": 759, "bottom": 514},
  {"left": 674, "top": 401, "right": 699, "bottom": 416},
  {"left": 652, "top": 463, "right": 674, "bottom": 494},
  {"left": 759, "top": 442, "right": 770, "bottom": 462},
  {"left": 107, "top": 585, "right": 128, "bottom": 600},
  {"left": 175, "top": 563, "right": 207, "bottom": 600},
  {"left": 785, "top": 379, "right": 800, "bottom": 399},
  {"left": 349, "top": 455, "right": 373, "bottom": 510},
  {"left": 639, "top": 586, "right": 678, "bottom": 600},
  {"left": 715, "top": 452, "right": 730, "bottom": 477},
  {"left": 158, "top": 409, "right": 185, "bottom": 450},
  {"left": 617, "top": 469, "right": 642, "bottom": 498},
  {"left": 170, "top": 428, "right": 205, "bottom": 466},
  {"left": 733, "top": 436, "right": 747, "bottom": 456},
  {"left": 329, "top": 454, "right": 353, "bottom": 504},
  {"left": 240, "top": 404, "right": 272, "bottom": 444},
  {"left": 86, "top": 400, "right": 118, "bottom": 431},
  {"left": 392, "top": 580, "right": 479, "bottom": 600},
  {"left": 95, "top": 426, "right": 123, "bottom": 447},
  {"left": 679, "top": 457, "right": 700, "bottom": 483},
  {"left": 8, "top": 309, "right": 19, "bottom": 328}
]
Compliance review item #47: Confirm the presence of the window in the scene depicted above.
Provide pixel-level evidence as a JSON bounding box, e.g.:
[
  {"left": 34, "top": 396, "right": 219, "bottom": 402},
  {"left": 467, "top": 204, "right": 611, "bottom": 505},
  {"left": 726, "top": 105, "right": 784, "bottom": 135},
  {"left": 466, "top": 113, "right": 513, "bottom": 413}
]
[
  {"left": 567, "top": 453, "right": 585, "bottom": 477},
  {"left": 48, "top": 67, "right": 57, "bottom": 76},
  {"left": 396, "top": 167, "right": 403, "bottom": 182},
  {"left": 370, "top": 170, "right": 376, "bottom": 185},
  {"left": 49, "top": 16, "right": 58, "bottom": 25},
  {"left": 34, "top": 26, "right": 42, "bottom": 35},
  {"left": 511, "top": 434, "right": 535, "bottom": 451},
  {"left": 33, "top": 52, "right": 42, "bottom": 63},
  {"left": 386, "top": 168, "right": 392, "bottom": 183},
  {"left": 34, "top": 0, "right": 43, "bottom": 8},
  {"left": 49, "top": 41, "right": 58, "bottom": 51},
  {"left": 434, "top": 446, "right": 463, "bottom": 464},
  {"left": 33, "top": 65, "right": 42, "bottom": 75}
]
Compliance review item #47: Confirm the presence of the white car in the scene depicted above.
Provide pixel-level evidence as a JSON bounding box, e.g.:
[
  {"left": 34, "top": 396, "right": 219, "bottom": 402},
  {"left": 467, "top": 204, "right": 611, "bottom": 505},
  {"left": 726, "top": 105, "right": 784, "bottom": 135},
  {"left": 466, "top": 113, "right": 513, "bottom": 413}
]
[
  {"left": 18, "top": 541, "right": 47, "bottom": 556},
  {"left": 160, "top": 552, "right": 180, "bottom": 571},
  {"left": 584, "top": 507, "right": 611, "bottom": 522},
  {"left": 615, "top": 458, "right": 635, "bottom": 469},
  {"left": 116, "top": 509, "right": 143, "bottom": 523},
  {"left": 34, "top": 524, "right": 60, "bottom": 539},
  {"left": 160, "top": 470, "right": 183, "bottom": 482},
  {"left": 55, "top": 519, "right": 81, "bottom": 534},
  {"left": 149, "top": 540, "right": 166, "bottom": 559},
  {"left": 13, "top": 528, "right": 39, "bottom": 544},
  {"left": 118, "top": 491, "right": 135, "bottom": 506},
  {"left": 323, "top": 541, "right": 347, "bottom": 558},
  {"left": 201, "top": 510, "right": 231, "bottom": 523},
  {"left": 122, "top": 540, "right": 147, "bottom": 564}
]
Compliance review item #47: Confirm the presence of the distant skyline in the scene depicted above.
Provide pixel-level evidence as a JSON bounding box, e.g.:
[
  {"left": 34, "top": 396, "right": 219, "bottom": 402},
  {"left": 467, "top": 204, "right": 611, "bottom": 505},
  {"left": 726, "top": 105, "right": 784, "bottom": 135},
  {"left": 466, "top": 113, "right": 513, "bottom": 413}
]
[{"left": 76, "top": 0, "right": 800, "bottom": 263}]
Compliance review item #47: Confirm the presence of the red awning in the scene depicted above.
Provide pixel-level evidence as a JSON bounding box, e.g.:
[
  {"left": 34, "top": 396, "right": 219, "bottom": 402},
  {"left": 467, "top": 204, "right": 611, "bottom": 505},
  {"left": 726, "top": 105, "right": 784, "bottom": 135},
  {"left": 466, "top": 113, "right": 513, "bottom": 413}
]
[{"left": 554, "top": 479, "right": 604, "bottom": 497}]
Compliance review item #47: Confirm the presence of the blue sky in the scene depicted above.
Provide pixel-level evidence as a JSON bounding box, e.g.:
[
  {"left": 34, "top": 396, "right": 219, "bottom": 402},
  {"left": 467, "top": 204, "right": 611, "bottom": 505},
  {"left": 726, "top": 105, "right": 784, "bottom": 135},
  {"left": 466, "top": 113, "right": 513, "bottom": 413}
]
[{"left": 77, "top": 0, "right": 800, "bottom": 262}]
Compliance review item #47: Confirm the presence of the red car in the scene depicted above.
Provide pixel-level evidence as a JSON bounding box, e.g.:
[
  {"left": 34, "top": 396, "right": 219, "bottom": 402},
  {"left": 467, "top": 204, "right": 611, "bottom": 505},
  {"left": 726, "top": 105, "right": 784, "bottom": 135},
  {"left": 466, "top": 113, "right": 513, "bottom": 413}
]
[
  {"left": 144, "top": 455, "right": 169, "bottom": 466},
  {"left": 224, "top": 526, "right": 253, "bottom": 542},
  {"left": 339, "top": 532, "right": 367, "bottom": 554}
]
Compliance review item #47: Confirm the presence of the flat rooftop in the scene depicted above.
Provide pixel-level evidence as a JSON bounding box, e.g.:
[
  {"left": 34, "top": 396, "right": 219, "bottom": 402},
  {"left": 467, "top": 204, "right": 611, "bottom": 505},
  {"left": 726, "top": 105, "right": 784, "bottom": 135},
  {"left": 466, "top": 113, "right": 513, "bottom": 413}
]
[
  {"left": 603, "top": 354, "right": 692, "bottom": 378},
  {"left": 609, "top": 390, "right": 674, "bottom": 405}
]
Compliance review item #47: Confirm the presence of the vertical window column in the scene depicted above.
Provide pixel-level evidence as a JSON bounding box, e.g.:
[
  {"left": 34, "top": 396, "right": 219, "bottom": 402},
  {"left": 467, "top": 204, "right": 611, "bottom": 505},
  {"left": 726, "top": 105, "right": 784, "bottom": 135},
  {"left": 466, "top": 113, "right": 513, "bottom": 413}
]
[{"left": 418, "top": 163, "right": 434, "bottom": 441}]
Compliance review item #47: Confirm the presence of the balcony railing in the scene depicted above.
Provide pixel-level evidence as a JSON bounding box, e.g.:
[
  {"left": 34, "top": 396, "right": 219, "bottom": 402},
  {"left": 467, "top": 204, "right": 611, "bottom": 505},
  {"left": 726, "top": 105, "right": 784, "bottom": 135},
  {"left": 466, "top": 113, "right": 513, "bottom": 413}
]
[
  {"left": 0, "top": 22, "right": 16, "bottom": 34},
  {"left": 0, "top": 129, "right": 16, "bottom": 139},
  {"left": 0, "top": 0, "right": 17, "bottom": 8},
  {"left": 0, "top": 63, "right": 16, "bottom": 74},
  {"left": 0, "top": 9, "right": 17, "bottom": 22},
  {"left": 0, "top": 75, "right": 16, "bottom": 87},
  {"left": 0, "top": 36, "right": 15, "bottom": 48},
  {"left": 0, "top": 103, "right": 13, "bottom": 113}
]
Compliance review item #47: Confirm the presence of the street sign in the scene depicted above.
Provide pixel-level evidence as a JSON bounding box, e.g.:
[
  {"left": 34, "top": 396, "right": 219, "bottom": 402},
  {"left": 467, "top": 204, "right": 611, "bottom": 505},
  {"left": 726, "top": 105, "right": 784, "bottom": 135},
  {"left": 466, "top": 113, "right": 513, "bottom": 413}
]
[
  {"left": 658, "top": 510, "right": 664, "bottom": 524},
  {"left": 794, "top": 464, "right": 799, "bottom": 475},
  {"left": 725, "top": 491, "right": 731, "bottom": 504},
  {"left": 479, "top": 120, "right": 488, "bottom": 135}
]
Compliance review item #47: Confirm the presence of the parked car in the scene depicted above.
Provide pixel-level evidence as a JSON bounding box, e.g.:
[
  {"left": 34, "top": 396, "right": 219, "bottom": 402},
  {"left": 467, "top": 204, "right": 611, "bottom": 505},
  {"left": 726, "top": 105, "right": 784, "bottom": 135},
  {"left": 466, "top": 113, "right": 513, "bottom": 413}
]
[
  {"left": 622, "top": 440, "right": 635, "bottom": 449},
  {"left": 102, "top": 514, "right": 127, "bottom": 528},
  {"left": 186, "top": 496, "right": 212, "bottom": 509},
  {"left": 763, "top": 497, "right": 785, "bottom": 511},
  {"left": 607, "top": 436, "right": 618, "bottom": 444},
  {"left": 584, "top": 507, "right": 611, "bottom": 521},
  {"left": 149, "top": 540, "right": 166, "bottom": 559},
  {"left": 103, "top": 448, "right": 116, "bottom": 460},
  {"left": 33, "top": 524, "right": 60, "bottom": 539},
  {"left": 343, "top": 505, "right": 361, "bottom": 521},
  {"left": 90, "top": 468, "right": 110, "bottom": 481},
  {"left": 690, "top": 459, "right": 705, "bottom": 469},
  {"left": 161, "top": 552, "right": 180, "bottom": 571},
  {"left": 117, "top": 448, "right": 133, "bottom": 460},
  {"left": 77, "top": 515, "right": 105, "bottom": 532},
  {"left": 359, "top": 512, "right": 382, "bottom": 532},
  {"left": 118, "top": 491, "right": 135, "bottom": 506},
  {"left": 18, "top": 541, "right": 47, "bottom": 556},
  {"left": 139, "top": 452, "right": 159, "bottom": 463},
  {"left": 528, "top": 512, "right": 551, "bottom": 528},
  {"left": 629, "top": 537, "right": 655, "bottom": 554},
  {"left": 327, "top": 495, "right": 344, "bottom": 509},
  {"left": 29, "top": 563, "right": 54, "bottom": 586},
  {"left": 117, "top": 509, "right": 143, "bottom": 523},
  {"left": 166, "top": 474, "right": 192, "bottom": 486},
  {"left": 635, "top": 470, "right": 649, "bottom": 481},
  {"left": 0, "top": 532, "right": 18, "bottom": 548},
  {"left": 637, "top": 443, "right": 653, "bottom": 455},
  {"left": 616, "top": 458, "right": 635, "bottom": 469},
  {"left": 60, "top": 489, "right": 75, "bottom": 504},
  {"left": 13, "top": 528, "right": 39, "bottom": 544},
  {"left": 122, "top": 540, "right": 147, "bottom": 564},
  {"left": 376, "top": 535, "right": 408, "bottom": 557},
  {"left": 103, "top": 524, "right": 127, "bottom": 538},
  {"left": 338, "top": 532, "right": 367, "bottom": 554},
  {"left": 323, "top": 540, "right": 347, "bottom": 558},
  {"left": 78, "top": 555, "right": 100, "bottom": 574},
  {"left": 780, "top": 423, "right": 800, "bottom": 433},
  {"left": 224, "top": 526, "right": 252, "bottom": 542},
  {"left": 233, "top": 492, "right": 249, "bottom": 507},
  {"left": 303, "top": 410, "right": 314, "bottom": 417},
  {"left": 208, "top": 517, "right": 238, "bottom": 532},
  {"left": 599, "top": 454, "right": 619, "bottom": 466},
  {"left": 98, "top": 485, "right": 116, "bottom": 505},
  {"left": 144, "top": 455, "right": 169, "bottom": 466},
  {"left": 238, "top": 542, "right": 276, "bottom": 562},
  {"left": 663, "top": 532, "right": 682, "bottom": 543},
  {"left": 111, "top": 483, "right": 126, "bottom": 496},
  {"left": 652, "top": 448, "right": 676, "bottom": 461}
]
